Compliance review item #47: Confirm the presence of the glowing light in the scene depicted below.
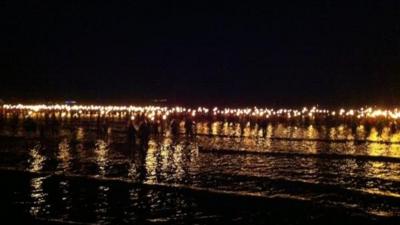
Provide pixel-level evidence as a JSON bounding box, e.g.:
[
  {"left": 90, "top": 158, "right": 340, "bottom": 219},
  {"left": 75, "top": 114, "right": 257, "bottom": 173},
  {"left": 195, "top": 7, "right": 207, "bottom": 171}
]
[{"left": 2, "top": 104, "right": 400, "bottom": 124}]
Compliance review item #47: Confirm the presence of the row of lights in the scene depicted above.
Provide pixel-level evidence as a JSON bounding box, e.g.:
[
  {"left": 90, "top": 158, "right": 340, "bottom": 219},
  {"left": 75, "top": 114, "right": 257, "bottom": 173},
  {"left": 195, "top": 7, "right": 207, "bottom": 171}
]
[{"left": 2, "top": 104, "right": 400, "bottom": 121}]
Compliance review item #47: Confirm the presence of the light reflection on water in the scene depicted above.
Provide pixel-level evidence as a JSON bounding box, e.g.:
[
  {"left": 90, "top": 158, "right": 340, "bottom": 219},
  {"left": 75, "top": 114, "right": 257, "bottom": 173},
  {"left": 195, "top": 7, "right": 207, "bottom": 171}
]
[
  {"left": 30, "top": 176, "right": 47, "bottom": 217},
  {"left": 95, "top": 140, "right": 109, "bottom": 176},
  {"left": 1, "top": 120, "right": 400, "bottom": 222},
  {"left": 57, "top": 139, "right": 71, "bottom": 172},
  {"left": 96, "top": 185, "right": 110, "bottom": 224},
  {"left": 29, "top": 144, "right": 45, "bottom": 173}
]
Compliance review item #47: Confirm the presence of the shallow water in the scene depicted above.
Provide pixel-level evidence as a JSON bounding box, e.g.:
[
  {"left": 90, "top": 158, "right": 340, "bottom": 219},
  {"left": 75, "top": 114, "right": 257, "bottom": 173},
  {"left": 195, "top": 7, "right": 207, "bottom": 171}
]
[{"left": 1, "top": 120, "right": 400, "bottom": 224}]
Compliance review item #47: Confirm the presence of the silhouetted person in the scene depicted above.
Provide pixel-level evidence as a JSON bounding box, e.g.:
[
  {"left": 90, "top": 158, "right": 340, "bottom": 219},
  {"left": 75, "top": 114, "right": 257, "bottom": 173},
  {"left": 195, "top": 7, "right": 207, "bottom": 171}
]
[
  {"left": 376, "top": 120, "right": 385, "bottom": 136},
  {"left": 102, "top": 120, "right": 109, "bottom": 137},
  {"left": 351, "top": 121, "right": 357, "bottom": 136},
  {"left": 10, "top": 113, "right": 19, "bottom": 134},
  {"left": 0, "top": 110, "right": 4, "bottom": 129},
  {"left": 50, "top": 114, "right": 60, "bottom": 136},
  {"left": 170, "top": 119, "right": 179, "bottom": 137},
  {"left": 207, "top": 121, "right": 212, "bottom": 136},
  {"left": 259, "top": 119, "right": 268, "bottom": 137},
  {"left": 23, "top": 116, "right": 37, "bottom": 134},
  {"left": 127, "top": 121, "right": 137, "bottom": 146},
  {"left": 135, "top": 148, "right": 147, "bottom": 182},
  {"left": 184, "top": 118, "right": 194, "bottom": 136},
  {"left": 364, "top": 122, "right": 372, "bottom": 135},
  {"left": 138, "top": 120, "right": 150, "bottom": 147},
  {"left": 39, "top": 121, "right": 46, "bottom": 140},
  {"left": 391, "top": 122, "right": 398, "bottom": 134},
  {"left": 240, "top": 119, "right": 246, "bottom": 137},
  {"left": 151, "top": 120, "right": 160, "bottom": 136},
  {"left": 43, "top": 113, "right": 50, "bottom": 132},
  {"left": 96, "top": 115, "right": 103, "bottom": 137},
  {"left": 132, "top": 147, "right": 148, "bottom": 224}
]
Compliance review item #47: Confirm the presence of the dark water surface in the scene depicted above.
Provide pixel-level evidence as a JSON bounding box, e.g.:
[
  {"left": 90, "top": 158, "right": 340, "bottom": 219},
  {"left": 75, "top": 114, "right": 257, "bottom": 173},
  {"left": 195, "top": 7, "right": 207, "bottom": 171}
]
[{"left": 1, "top": 120, "right": 400, "bottom": 224}]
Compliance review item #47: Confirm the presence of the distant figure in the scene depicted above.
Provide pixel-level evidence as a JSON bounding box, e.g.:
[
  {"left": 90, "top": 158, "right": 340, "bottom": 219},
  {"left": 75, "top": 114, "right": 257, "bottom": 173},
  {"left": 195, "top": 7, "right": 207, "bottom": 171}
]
[
  {"left": 376, "top": 120, "right": 385, "bottom": 136},
  {"left": 390, "top": 122, "right": 398, "bottom": 134},
  {"left": 138, "top": 120, "right": 150, "bottom": 146},
  {"left": 170, "top": 119, "right": 179, "bottom": 137},
  {"left": 23, "top": 116, "right": 37, "bottom": 134},
  {"left": 44, "top": 113, "right": 50, "bottom": 128},
  {"left": 0, "top": 111, "right": 4, "bottom": 129},
  {"left": 259, "top": 119, "right": 268, "bottom": 138},
  {"left": 127, "top": 121, "right": 137, "bottom": 146},
  {"left": 152, "top": 120, "right": 160, "bottom": 136},
  {"left": 351, "top": 121, "right": 357, "bottom": 136},
  {"left": 96, "top": 117, "right": 109, "bottom": 138},
  {"left": 184, "top": 118, "right": 194, "bottom": 136},
  {"left": 240, "top": 119, "right": 246, "bottom": 137},
  {"left": 10, "top": 113, "right": 19, "bottom": 134},
  {"left": 96, "top": 115, "right": 102, "bottom": 136},
  {"left": 66, "top": 114, "right": 77, "bottom": 139},
  {"left": 159, "top": 119, "right": 165, "bottom": 134},
  {"left": 364, "top": 122, "right": 372, "bottom": 135},
  {"left": 133, "top": 146, "right": 148, "bottom": 183},
  {"left": 39, "top": 121, "right": 46, "bottom": 140},
  {"left": 50, "top": 114, "right": 60, "bottom": 136},
  {"left": 207, "top": 121, "right": 212, "bottom": 136},
  {"left": 102, "top": 120, "right": 109, "bottom": 137}
]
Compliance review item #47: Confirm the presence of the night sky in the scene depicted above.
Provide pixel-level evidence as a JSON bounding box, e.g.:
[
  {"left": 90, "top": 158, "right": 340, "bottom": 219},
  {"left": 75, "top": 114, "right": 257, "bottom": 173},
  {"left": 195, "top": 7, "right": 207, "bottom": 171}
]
[{"left": 1, "top": 1, "right": 400, "bottom": 106}]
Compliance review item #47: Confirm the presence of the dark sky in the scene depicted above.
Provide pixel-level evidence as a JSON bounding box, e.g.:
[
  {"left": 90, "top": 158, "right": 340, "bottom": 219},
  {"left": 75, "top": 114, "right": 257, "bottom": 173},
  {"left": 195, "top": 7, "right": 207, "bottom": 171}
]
[{"left": 1, "top": 1, "right": 400, "bottom": 106}]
